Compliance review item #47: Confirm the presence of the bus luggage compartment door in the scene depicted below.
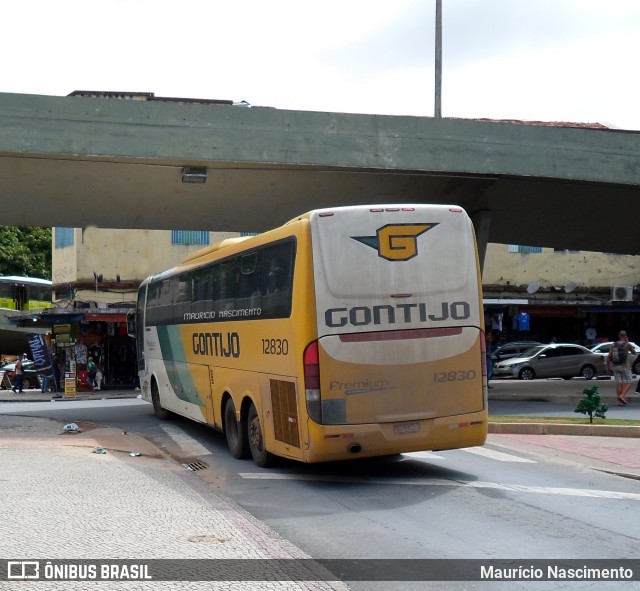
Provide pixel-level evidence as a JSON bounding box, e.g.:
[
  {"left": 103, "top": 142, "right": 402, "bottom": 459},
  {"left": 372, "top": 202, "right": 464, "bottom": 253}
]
[{"left": 316, "top": 328, "right": 484, "bottom": 425}]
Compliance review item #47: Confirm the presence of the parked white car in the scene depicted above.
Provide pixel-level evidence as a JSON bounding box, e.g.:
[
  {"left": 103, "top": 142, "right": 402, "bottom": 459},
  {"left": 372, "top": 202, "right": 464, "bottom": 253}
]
[{"left": 590, "top": 341, "right": 640, "bottom": 374}]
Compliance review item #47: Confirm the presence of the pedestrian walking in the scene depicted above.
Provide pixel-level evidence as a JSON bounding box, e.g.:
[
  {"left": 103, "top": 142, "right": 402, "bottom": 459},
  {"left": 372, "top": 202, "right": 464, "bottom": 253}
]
[
  {"left": 12, "top": 355, "right": 25, "bottom": 393},
  {"left": 486, "top": 331, "right": 494, "bottom": 388},
  {"left": 87, "top": 357, "right": 97, "bottom": 392},
  {"left": 52, "top": 353, "right": 61, "bottom": 392},
  {"left": 95, "top": 364, "right": 103, "bottom": 391},
  {"left": 607, "top": 331, "right": 636, "bottom": 405}
]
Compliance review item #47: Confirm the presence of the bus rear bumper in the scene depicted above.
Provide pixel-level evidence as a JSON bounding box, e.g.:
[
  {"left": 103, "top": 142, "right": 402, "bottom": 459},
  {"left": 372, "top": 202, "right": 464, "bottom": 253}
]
[{"left": 303, "top": 410, "right": 488, "bottom": 463}]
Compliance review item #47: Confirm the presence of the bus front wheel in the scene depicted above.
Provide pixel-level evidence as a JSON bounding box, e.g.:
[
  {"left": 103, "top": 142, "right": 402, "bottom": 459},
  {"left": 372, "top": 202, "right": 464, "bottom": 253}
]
[
  {"left": 224, "top": 398, "right": 249, "bottom": 459},
  {"left": 151, "top": 382, "right": 171, "bottom": 420},
  {"left": 248, "top": 401, "right": 273, "bottom": 468}
]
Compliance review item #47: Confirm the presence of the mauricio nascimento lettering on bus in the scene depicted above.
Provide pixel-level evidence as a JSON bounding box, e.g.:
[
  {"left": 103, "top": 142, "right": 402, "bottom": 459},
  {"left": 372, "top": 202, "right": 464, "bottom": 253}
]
[
  {"left": 325, "top": 301, "right": 471, "bottom": 328},
  {"left": 184, "top": 307, "right": 262, "bottom": 321}
]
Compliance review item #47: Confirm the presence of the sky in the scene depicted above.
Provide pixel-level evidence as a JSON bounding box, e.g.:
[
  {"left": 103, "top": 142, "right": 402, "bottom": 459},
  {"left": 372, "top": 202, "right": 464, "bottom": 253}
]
[{"left": 2, "top": 0, "right": 640, "bottom": 130}]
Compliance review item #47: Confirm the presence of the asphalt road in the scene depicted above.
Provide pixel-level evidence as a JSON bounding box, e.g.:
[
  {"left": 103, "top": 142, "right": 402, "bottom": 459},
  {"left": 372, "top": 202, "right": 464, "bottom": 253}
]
[{"left": 2, "top": 395, "right": 639, "bottom": 591}]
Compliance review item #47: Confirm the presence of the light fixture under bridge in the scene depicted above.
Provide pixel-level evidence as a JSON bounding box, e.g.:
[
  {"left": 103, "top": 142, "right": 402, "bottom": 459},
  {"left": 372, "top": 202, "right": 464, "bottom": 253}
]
[{"left": 181, "top": 167, "right": 208, "bottom": 184}]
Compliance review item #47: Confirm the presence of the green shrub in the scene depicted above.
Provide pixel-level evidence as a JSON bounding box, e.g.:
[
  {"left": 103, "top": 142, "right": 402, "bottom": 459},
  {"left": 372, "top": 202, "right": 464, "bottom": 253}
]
[{"left": 575, "top": 386, "right": 608, "bottom": 423}]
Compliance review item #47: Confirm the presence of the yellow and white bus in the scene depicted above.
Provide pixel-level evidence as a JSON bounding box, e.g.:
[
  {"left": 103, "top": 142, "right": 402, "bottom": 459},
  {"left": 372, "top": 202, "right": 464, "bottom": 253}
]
[{"left": 133, "top": 204, "right": 488, "bottom": 466}]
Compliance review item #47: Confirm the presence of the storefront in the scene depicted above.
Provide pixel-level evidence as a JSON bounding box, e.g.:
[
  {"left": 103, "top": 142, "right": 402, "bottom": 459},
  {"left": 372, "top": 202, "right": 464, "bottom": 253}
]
[
  {"left": 484, "top": 299, "right": 640, "bottom": 346},
  {"left": 19, "top": 309, "right": 137, "bottom": 392}
]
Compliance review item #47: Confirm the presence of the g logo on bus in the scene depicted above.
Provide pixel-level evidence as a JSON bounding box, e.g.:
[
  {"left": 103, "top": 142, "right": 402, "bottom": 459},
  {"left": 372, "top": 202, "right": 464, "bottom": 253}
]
[{"left": 353, "top": 223, "right": 437, "bottom": 261}]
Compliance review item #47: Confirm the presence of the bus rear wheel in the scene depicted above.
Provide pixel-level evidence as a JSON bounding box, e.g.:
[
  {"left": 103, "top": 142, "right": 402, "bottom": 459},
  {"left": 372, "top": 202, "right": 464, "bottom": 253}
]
[
  {"left": 248, "top": 401, "right": 273, "bottom": 468},
  {"left": 151, "top": 381, "right": 171, "bottom": 420},
  {"left": 224, "top": 398, "right": 249, "bottom": 459}
]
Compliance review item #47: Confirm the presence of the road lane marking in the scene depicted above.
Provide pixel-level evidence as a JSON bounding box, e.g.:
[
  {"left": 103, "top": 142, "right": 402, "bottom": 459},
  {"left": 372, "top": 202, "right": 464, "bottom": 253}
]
[
  {"left": 238, "top": 473, "right": 640, "bottom": 501},
  {"left": 159, "top": 424, "right": 211, "bottom": 457},
  {"left": 461, "top": 446, "right": 536, "bottom": 462},
  {"left": 404, "top": 448, "right": 536, "bottom": 463},
  {"left": 403, "top": 451, "right": 446, "bottom": 460}
]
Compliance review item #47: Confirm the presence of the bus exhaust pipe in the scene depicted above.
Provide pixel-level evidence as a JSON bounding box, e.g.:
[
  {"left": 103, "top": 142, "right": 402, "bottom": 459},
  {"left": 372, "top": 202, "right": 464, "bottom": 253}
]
[{"left": 348, "top": 444, "right": 362, "bottom": 454}]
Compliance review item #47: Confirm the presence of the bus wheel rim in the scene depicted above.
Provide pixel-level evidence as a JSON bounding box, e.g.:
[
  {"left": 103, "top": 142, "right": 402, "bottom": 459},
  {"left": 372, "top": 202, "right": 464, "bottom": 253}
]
[{"left": 249, "top": 416, "right": 263, "bottom": 451}]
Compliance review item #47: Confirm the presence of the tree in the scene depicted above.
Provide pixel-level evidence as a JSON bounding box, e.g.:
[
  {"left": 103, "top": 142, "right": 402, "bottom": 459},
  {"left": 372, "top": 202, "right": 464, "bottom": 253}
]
[{"left": 0, "top": 227, "right": 52, "bottom": 279}]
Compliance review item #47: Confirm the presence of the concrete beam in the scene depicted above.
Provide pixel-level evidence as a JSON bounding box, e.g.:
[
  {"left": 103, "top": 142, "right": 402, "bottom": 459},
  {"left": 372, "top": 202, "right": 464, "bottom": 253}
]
[{"left": 1, "top": 92, "right": 640, "bottom": 254}]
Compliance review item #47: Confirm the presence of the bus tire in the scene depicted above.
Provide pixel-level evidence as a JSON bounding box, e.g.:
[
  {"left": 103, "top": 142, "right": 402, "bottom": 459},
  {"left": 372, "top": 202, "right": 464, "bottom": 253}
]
[
  {"left": 224, "top": 398, "right": 249, "bottom": 459},
  {"left": 247, "top": 401, "right": 274, "bottom": 468},
  {"left": 151, "top": 381, "right": 172, "bottom": 420}
]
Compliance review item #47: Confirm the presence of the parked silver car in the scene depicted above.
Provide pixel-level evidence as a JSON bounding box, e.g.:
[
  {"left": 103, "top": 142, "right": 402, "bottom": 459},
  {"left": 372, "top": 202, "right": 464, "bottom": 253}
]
[
  {"left": 0, "top": 360, "right": 41, "bottom": 390},
  {"left": 590, "top": 341, "right": 640, "bottom": 374},
  {"left": 493, "top": 343, "right": 606, "bottom": 380},
  {"left": 491, "top": 341, "right": 541, "bottom": 363}
]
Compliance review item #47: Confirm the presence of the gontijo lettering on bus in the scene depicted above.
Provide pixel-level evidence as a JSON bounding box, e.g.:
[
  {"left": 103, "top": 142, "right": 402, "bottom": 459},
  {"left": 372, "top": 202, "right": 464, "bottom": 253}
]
[
  {"left": 192, "top": 332, "right": 240, "bottom": 358},
  {"left": 324, "top": 301, "right": 471, "bottom": 328}
]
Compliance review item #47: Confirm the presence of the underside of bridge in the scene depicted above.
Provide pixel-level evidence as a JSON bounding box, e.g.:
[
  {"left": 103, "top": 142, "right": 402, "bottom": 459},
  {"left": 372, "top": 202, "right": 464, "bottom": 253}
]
[{"left": 1, "top": 92, "right": 640, "bottom": 257}]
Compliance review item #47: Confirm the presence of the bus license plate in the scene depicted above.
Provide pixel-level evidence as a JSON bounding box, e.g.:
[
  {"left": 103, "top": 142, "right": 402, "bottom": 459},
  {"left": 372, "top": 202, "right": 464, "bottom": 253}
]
[{"left": 394, "top": 422, "right": 420, "bottom": 435}]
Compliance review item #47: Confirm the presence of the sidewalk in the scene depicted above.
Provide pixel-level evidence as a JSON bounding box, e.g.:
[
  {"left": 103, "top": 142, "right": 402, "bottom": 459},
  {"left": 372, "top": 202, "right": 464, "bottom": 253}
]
[
  {"left": 0, "top": 412, "right": 347, "bottom": 590},
  {"left": 0, "top": 386, "right": 140, "bottom": 403}
]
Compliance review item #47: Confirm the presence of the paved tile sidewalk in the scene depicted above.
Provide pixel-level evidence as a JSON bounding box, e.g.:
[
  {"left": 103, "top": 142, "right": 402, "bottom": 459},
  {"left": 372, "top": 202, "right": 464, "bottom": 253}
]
[
  {"left": 491, "top": 433, "right": 640, "bottom": 479},
  {"left": 501, "top": 434, "right": 640, "bottom": 468},
  {"left": 0, "top": 415, "right": 348, "bottom": 591}
]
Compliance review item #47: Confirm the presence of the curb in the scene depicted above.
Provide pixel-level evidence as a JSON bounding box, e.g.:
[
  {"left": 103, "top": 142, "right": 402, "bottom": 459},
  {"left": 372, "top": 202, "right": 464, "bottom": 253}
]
[
  {"left": 0, "top": 392, "right": 140, "bottom": 403},
  {"left": 489, "top": 422, "right": 640, "bottom": 437},
  {"left": 488, "top": 394, "right": 627, "bottom": 405}
]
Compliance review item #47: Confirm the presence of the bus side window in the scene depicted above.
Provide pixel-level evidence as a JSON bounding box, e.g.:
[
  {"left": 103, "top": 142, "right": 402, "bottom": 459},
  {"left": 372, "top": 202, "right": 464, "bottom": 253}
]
[
  {"left": 262, "top": 241, "right": 294, "bottom": 317},
  {"left": 237, "top": 252, "right": 261, "bottom": 309},
  {"left": 174, "top": 273, "right": 192, "bottom": 318},
  {"left": 146, "top": 282, "right": 160, "bottom": 325},
  {"left": 193, "top": 267, "right": 213, "bottom": 313}
]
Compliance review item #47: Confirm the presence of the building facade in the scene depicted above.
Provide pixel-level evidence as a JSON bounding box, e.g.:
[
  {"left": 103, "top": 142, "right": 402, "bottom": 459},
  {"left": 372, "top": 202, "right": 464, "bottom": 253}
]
[
  {"left": 19, "top": 227, "right": 640, "bottom": 391},
  {"left": 42, "top": 226, "right": 240, "bottom": 391},
  {"left": 483, "top": 243, "right": 640, "bottom": 347}
]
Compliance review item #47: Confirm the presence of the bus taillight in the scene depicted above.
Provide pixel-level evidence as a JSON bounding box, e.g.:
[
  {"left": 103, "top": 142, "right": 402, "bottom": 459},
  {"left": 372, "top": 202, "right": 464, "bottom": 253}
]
[{"left": 303, "top": 341, "right": 322, "bottom": 423}]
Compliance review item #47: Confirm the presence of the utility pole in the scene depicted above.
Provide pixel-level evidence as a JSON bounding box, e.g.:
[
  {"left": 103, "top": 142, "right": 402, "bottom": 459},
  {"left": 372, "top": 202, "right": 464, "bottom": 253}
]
[{"left": 435, "top": 0, "right": 442, "bottom": 118}]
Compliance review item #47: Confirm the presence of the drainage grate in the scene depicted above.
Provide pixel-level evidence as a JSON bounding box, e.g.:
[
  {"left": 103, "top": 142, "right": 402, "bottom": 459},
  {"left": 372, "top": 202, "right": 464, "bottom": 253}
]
[{"left": 182, "top": 460, "right": 208, "bottom": 472}]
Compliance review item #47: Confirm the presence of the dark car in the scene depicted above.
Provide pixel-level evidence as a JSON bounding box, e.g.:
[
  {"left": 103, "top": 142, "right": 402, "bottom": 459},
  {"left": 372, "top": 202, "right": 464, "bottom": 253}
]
[
  {"left": 491, "top": 341, "right": 541, "bottom": 363},
  {"left": 0, "top": 360, "right": 41, "bottom": 390}
]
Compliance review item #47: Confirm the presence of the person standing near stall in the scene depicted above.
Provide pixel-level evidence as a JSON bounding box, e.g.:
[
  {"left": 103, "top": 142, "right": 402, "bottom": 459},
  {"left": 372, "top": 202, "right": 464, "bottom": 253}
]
[
  {"left": 12, "top": 355, "right": 24, "bottom": 393},
  {"left": 95, "top": 364, "right": 103, "bottom": 391},
  {"left": 87, "top": 357, "right": 97, "bottom": 392}
]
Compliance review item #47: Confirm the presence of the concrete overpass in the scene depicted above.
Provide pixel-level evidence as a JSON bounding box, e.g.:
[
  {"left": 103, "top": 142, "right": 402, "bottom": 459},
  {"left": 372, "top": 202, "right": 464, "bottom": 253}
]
[{"left": 2, "top": 91, "right": 640, "bottom": 265}]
